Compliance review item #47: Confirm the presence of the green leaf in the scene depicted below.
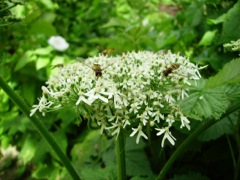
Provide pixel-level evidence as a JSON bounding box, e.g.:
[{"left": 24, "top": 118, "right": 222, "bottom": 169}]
[
  {"left": 205, "top": 58, "right": 240, "bottom": 88},
  {"left": 34, "top": 47, "right": 52, "bottom": 55},
  {"left": 14, "top": 50, "right": 37, "bottom": 71},
  {"left": 36, "top": 57, "right": 50, "bottom": 70},
  {"left": 199, "top": 30, "right": 217, "bottom": 46},
  {"left": 80, "top": 163, "right": 116, "bottom": 180},
  {"left": 179, "top": 86, "right": 229, "bottom": 120},
  {"left": 125, "top": 137, "right": 152, "bottom": 176},
  {"left": 30, "top": 20, "right": 56, "bottom": 36},
  {"left": 224, "top": 83, "right": 240, "bottom": 101},
  {"left": 102, "top": 17, "right": 128, "bottom": 28},
  {"left": 220, "top": 1, "right": 240, "bottom": 43},
  {"left": 71, "top": 130, "right": 101, "bottom": 165},
  {"left": 207, "top": 14, "right": 227, "bottom": 25},
  {"left": 198, "top": 111, "right": 238, "bottom": 142},
  {"left": 32, "top": 163, "right": 60, "bottom": 180},
  {"left": 19, "top": 135, "right": 37, "bottom": 164}
]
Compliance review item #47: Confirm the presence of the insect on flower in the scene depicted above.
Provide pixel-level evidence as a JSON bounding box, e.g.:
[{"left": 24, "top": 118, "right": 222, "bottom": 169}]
[
  {"left": 163, "top": 63, "right": 180, "bottom": 76},
  {"left": 76, "top": 57, "right": 112, "bottom": 78}
]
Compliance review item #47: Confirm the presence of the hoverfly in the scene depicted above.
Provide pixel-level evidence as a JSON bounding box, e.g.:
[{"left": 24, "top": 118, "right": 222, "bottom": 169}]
[
  {"left": 163, "top": 63, "right": 180, "bottom": 76},
  {"left": 76, "top": 57, "right": 112, "bottom": 79}
]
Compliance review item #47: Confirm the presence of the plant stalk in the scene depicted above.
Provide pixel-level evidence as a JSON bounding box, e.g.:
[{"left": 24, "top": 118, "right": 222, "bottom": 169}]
[
  {"left": 0, "top": 76, "right": 81, "bottom": 180},
  {"left": 156, "top": 103, "right": 240, "bottom": 180},
  {"left": 115, "top": 130, "right": 126, "bottom": 180}
]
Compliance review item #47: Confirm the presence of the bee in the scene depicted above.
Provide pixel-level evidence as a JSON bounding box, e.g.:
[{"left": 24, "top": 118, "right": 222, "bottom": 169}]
[
  {"left": 76, "top": 57, "right": 112, "bottom": 78},
  {"left": 102, "top": 48, "right": 115, "bottom": 56},
  {"left": 163, "top": 63, "right": 180, "bottom": 76}
]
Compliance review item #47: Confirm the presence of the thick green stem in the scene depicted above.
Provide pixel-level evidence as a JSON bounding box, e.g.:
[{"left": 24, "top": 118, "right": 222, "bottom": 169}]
[
  {"left": 156, "top": 103, "right": 240, "bottom": 180},
  {"left": 0, "top": 76, "right": 81, "bottom": 180},
  {"left": 115, "top": 130, "right": 126, "bottom": 180}
]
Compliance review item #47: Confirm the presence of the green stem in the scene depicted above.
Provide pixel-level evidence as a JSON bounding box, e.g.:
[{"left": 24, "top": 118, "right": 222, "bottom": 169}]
[
  {"left": 0, "top": 3, "right": 18, "bottom": 13},
  {"left": 0, "top": 76, "right": 81, "bottom": 180},
  {"left": 156, "top": 103, "right": 240, "bottom": 180},
  {"left": 115, "top": 130, "right": 126, "bottom": 180}
]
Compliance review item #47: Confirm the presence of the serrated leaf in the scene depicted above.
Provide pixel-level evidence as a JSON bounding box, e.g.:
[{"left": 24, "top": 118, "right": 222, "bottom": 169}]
[
  {"left": 205, "top": 58, "right": 240, "bottom": 88},
  {"left": 198, "top": 111, "right": 238, "bottom": 142},
  {"left": 224, "top": 83, "right": 240, "bottom": 101},
  {"left": 179, "top": 86, "right": 229, "bottom": 120}
]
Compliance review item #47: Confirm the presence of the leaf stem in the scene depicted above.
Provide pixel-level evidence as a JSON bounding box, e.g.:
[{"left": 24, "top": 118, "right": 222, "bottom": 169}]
[
  {"left": 156, "top": 103, "right": 240, "bottom": 180},
  {"left": 115, "top": 130, "right": 126, "bottom": 180},
  {"left": 0, "top": 76, "right": 81, "bottom": 180}
]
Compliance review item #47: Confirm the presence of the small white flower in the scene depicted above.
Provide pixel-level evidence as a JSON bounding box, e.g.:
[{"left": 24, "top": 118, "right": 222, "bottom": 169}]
[
  {"left": 155, "top": 127, "right": 176, "bottom": 147},
  {"left": 48, "top": 36, "right": 69, "bottom": 51},
  {"left": 180, "top": 115, "right": 190, "bottom": 130},
  {"left": 130, "top": 125, "right": 148, "bottom": 144}
]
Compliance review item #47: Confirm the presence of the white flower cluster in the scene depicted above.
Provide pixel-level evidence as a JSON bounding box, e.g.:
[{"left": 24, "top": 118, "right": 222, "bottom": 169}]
[
  {"left": 30, "top": 51, "right": 203, "bottom": 146},
  {"left": 223, "top": 39, "right": 240, "bottom": 54}
]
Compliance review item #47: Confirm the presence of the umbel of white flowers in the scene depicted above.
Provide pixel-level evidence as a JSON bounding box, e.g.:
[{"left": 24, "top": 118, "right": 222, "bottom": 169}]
[{"left": 30, "top": 51, "right": 203, "bottom": 147}]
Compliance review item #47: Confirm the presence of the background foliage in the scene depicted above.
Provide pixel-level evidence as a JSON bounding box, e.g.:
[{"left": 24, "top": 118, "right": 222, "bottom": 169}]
[{"left": 0, "top": 0, "right": 240, "bottom": 179}]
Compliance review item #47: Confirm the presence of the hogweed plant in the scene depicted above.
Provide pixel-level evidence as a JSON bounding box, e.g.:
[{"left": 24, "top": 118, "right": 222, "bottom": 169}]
[{"left": 29, "top": 50, "right": 204, "bottom": 178}]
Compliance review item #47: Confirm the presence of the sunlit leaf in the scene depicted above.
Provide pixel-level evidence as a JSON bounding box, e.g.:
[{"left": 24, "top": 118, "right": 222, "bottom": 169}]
[
  {"left": 14, "top": 50, "right": 36, "bottom": 71},
  {"left": 206, "top": 58, "right": 240, "bottom": 88},
  {"left": 199, "top": 30, "right": 217, "bottom": 46},
  {"left": 36, "top": 57, "right": 50, "bottom": 70},
  {"left": 179, "top": 86, "right": 229, "bottom": 120}
]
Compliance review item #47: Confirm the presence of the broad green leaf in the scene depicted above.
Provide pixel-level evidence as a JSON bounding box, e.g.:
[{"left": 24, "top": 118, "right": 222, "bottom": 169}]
[
  {"left": 179, "top": 86, "right": 229, "bottom": 120},
  {"left": 199, "top": 30, "right": 217, "bottom": 46},
  {"left": 36, "top": 57, "right": 50, "bottom": 70},
  {"left": 32, "top": 163, "right": 60, "bottom": 180},
  {"left": 224, "top": 83, "right": 240, "bottom": 101},
  {"left": 125, "top": 137, "right": 153, "bottom": 176},
  {"left": 102, "top": 17, "right": 128, "bottom": 28},
  {"left": 34, "top": 47, "right": 52, "bottom": 55},
  {"left": 30, "top": 20, "right": 56, "bottom": 36},
  {"left": 71, "top": 130, "right": 101, "bottom": 165},
  {"left": 207, "top": 14, "right": 227, "bottom": 25},
  {"left": 80, "top": 163, "right": 116, "bottom": 180},
  {"left": 205, "top": 58, "right": 240, "bottom": 88},
  {"left": 51, "top": 56, "right": 65, "bottom": 66},
  {"left": 198, "top": 111, "right": 238, "bottom": 142},
  {"left": 14, "top": 50, "right": 37, "bottom": 71},
  {"left": 19, "top": 135, "right": 37, "bottom": 164},
  {"left": 220, "top": 0, "right": 240, "bottom": 43}
]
